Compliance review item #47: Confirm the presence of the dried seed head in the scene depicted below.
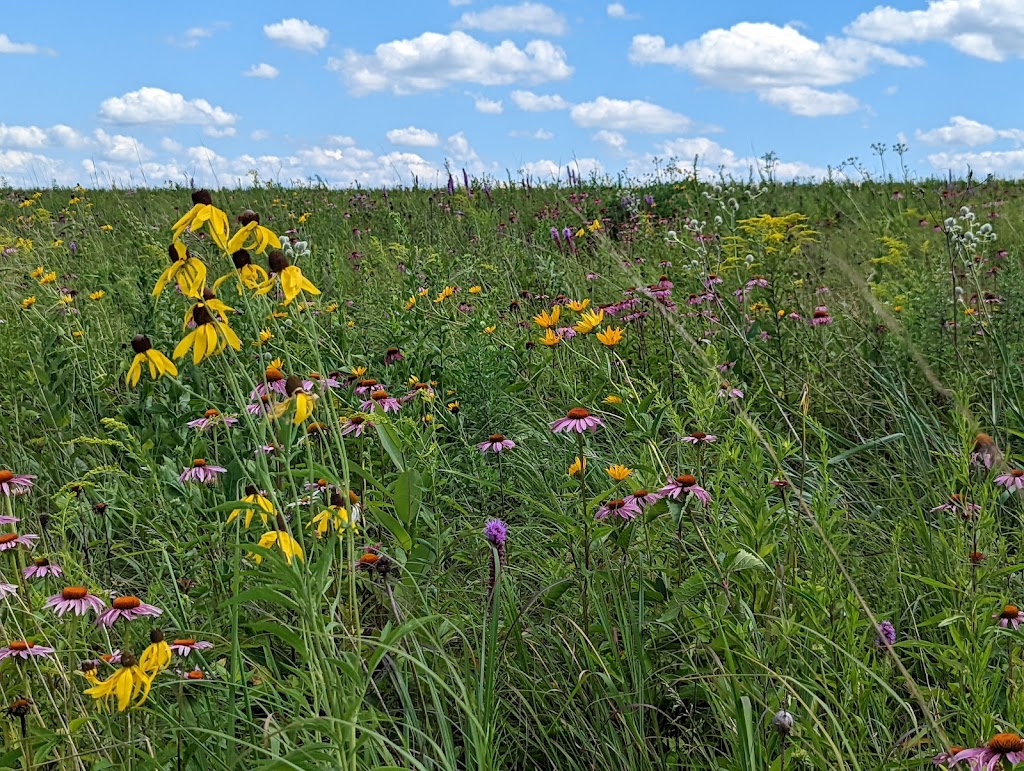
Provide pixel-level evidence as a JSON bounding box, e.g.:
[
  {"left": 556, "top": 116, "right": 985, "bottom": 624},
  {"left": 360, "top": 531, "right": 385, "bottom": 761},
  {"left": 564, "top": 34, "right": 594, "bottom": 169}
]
[
  {"left": 237, "top": 209, "right": 260, "bottom": 225},
  {"left": 131, "top": 335, "right": 152, "bottom": 354},
  {"left": 150, "top": 629, "right": 165, "bottom": 644},
  {"left": 268, "top": 250, "right": 290, "bottom": 274},
  {"left": 231, "top": 249, "right": 253, "bottom": 269},
  {"left": 285, "top": 375, "right": 304, "bottom": 396},
  {"left": 191, "top": 190, "right": 213, "bottom": 206}
]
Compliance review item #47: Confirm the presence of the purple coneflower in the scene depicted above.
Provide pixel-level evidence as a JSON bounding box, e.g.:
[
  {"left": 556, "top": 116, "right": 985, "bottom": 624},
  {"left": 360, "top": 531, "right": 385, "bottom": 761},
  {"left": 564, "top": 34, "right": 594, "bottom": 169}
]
[
  {"left": 681, "top": 431, "right": 717, "bottom": 445},
  {"left": 362, "top": 389, "right": 402, "bottom": 414},
  {"left": 170, "top": 638, "right": 214, "bottom": 656},
  {"left": 0, "top": 533, "right": 38, "bottom": 551},
  {"left": 718, "top": 384, "right": 744, "bottom": 399},
  {"left": 595, "top": 498, "right": 641, "bottom": 521},
  {"left": 179, "top": 459, "right": 227, "bottom": 485},
  {"left": 658, "top": 474, "right": 712, "bottom": 506},
  {"left": 0, "top": 470, "right": 35, "bottom": 497},
  {"left": 624, "top": 489, "right": 662, "bottom": 511},
  {"left": 809, "top": 306, "right": 833, "bottom": 326},
  {"left": 23, "top": 558, "right": 62, "bottom": 580},
  {"left": 950, "top": 734, "right": 1024, "bottom": 769},
  {"left": 875, "top": 620, "right": 896, "bottom": 648},
  {"left": 251, "top": 364, "right": 288, "bottom": 399},
  {"left": 341, "top": 414, "right": 373, "bottom": 437},
  {"left": 931, "top": 494, "right": 981, "bottom": 517},
  {"left": 384, "top": 347, "right": 404, "bottom": 366},
  {"left": 187, "top": 409, "right": 238, "bottom": 431},
  {"left": 996, "top": 469, "right": 1024, "bottom": 491},
  {"left": 477, "top": 434, "right": 516, "bottom": 453},
  {"left": 43, "top": 587, "right": 106, "bottom": 617},
  {"left": 96, "top": 596, "right": 163, "bottom": 627},
  {"left": 550, "top": 407, "right": 604, "bottom": 434},
  {"left": 996, "top": 604, "right": 1024, "bottom": 629},
  {"left": 354, "top": 378, "right": 380, "bottom": 396},
  {"left": 0, "top": 583, "right": 17, "bottom": 598},
  {"left": 0, "top": 641, "right": 54, "bottom": 660},
  {"left": 972, "top": 433, "right": 999, "bottom": 469},
  {"left": 704, "top": 274, "right": 723, "bottom": 288}
]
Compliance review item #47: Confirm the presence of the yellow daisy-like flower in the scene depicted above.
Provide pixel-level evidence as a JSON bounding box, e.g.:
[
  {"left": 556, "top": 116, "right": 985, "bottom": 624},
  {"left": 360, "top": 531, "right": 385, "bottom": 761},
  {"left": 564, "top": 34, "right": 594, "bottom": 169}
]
[
  {"left": 587, "top": 218, "right": 602, "bottom": 232},
  {"left": 138, "top": 631, "right": 172, "bottom": 678},
  {"left": 298, "top": 212, "right": 311, "bottom": 224},
  {"left": 53, "top": 239, "right": 64, "bottom": 248},
  {"left": 213, "top": 249, "right": 270, "bottom": 294},
  {"left": 434, "top": 286, "right": 455, "bottom": 304},
  {"left": 20, "top": 296, "right": 36, "bottom": 310},
  {"left": 534, "top": 306, "right": 561, "bottom": 329},
  {"left": 469, "top": 285, "right": 482, "bottom": 294},
  {"left": 749, "top": 301, "right": 771, "bottom": 313},
  {"left": 253, "top": 530, "right": 304, "bottom": 564},
  {"left": 89, "top": 290, "right": 105, "bottom": 301},
  {"left": 405, "top": 296, "right": 417, "bottom": 310},
  {"left": 565, "top": 299, "right": 591, "bottom": 313},
  {"left": 483, "top": 325, "right": 496, "bottom": 334},
  {"left": 776, "top": 309, "right": 786, "bottom": 319},
  {"left": 310, "top": 498, "right": 354, "bottom": 537},
  {"left": 73, "top": 330, "right": 85, "bottom": 338},
  {"left": 59, "top": 294, "right": 75, "bottom": 306},
  {"left": 154, "top": 242, "right": 207, "bottom": 299},
  {"left": 254, "top": 329, "right": 273, "bottom": 346},
  {"left": 226, "top": 212, "right": 282, "bottom": 254},
  {"left": 324, "top": 302, "right": 338, "bottom": 313},
  {"left": 272, "top": 376, "right": 317, "bottom": 425},
  {"left": 29, "top": 266, "right": 44, "bottom": 279},
  {"left": 595, "top": 326, "right": 624, "bottom": 347},
  {"left": 171, "top": 190, "right": 229, "bottom": 251},
  {"left": 228, "top": 487, "right": 274, "bottom": 528},
  {"left": 350, "top": 366, "right": 368, "bottom": 378},
  {"left": 256, "top": 251, "right": 320, "bottom": 306},
  {"left": 418, "top": 287, "right": 430, "bottom": 297},
  {"left": 172, "top": 305, "right": 241, "bottom": 365},
  {"left": 39, "top": 271, "right": 57, "bottom": 285},
  {"left": 100, "top": 224, "right": 113, "bottom": 232},
  {"left": 183, "top": 295, "right": 233, "bottom": 328},
  {"left": 574, "top": 308, "right": 605, "bottom": 335},
  {"left": 568, "top": 456, "right": 586, "bottom": 478},
  {"left": 603, "top": 394, "right": 623, "bottom": 405},
  {"left": 606, "top": 464, "right": 633, "bottom": 482},
  {"left": 126, "top": 335, "right": 178, "bottom": 387},
  {"left": 539, "top": 329, "right": 563, "bottom": 347},
  {"left": 83, "top": 655, "right": 153, "bottom": 712}
]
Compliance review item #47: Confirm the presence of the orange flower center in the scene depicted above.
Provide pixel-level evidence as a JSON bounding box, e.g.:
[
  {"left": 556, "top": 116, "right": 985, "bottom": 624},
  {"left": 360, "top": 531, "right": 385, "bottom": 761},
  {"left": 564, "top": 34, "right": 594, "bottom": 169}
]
[
  {"left": 173, "top": 638, "right": 196, "bottom": 647},
  {"left": 989, "top": 733, "right": 1024, "bottom": 753},
  {"left": 371, "top": 389, "right": 389, "bottom": 401},
  {"left": 1013, "top": 469, "right": 1024, "bottom": 478},
  {"left": 308, "top": 372, "right": 322, "bottom": 380},
  {"left": 61, "top": 587, "right": 88, "bottom": 600},
  {"left": 1002, "top": 605, "right": 1020, "bottom": 618},
  {"left": 950, "top": 493, "right": 964, "bottom": 503},
  {"left": 112, "top": 596, "right": 141, "bottom": 610},
  {"left": 0, "top": 534, "right": 17, "bottom": 544},
  {"left": 266, "top": 367, "right": 284, "bottom": 382},
  {"left": 634, "top": 489, "right": 649, "bottom": 497},
  {"left": 0, "top": 471, "right": 13, "bottom": 484},
  {"left": 186, "top": 669, "right": 205, "bottom": 680},
  {"left": 489, "top": 434, "right": 505, "bottom": 442},
  {"left": 567, "top": 408, "right": 590, "bottom": 420},
  {"left": 8, "top": 641, "right": 30, "bottom": 651},
  {"left": 33, "top": 558, "right": 49, "bottom": 567},
  {"left": 975, "top": 433, "right": 995, "bottom": 449},
  {"left": 676, "top": 474, "right": 697, "bottom": 487},
  {"left": 204, "top": 409, "right": 219, "bottom": 418},
  {"left": 813, "top": 309, "right": 830, "bottom": 318},
  {"left": 349, "top": 415, "right": 365, "bottom": 425},
  {"left": 193, "top": 459, "right": 206, "bottom": 468},
  {"left": 606, "top": 499, "right": 626, "bottom": 510},
  {"left": 387, "top": 347, "right": 399, "bottom": 355},
  {"left": 414, "top": 382, "right": 429, "bottom": 389},
  {"left": 691, "top": 432, "right": 707, "bottom": 440},
  {"left": 358, "top": 379, "right": 378, "bottom": 388},
  {"left": 359, "top": 553, "right": 379, "bottom": 564}
]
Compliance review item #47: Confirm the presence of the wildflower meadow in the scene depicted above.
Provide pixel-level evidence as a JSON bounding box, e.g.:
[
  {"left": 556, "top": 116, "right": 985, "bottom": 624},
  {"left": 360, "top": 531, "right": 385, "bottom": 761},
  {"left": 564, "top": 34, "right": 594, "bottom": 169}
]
[{"left": 2, "top": 170, "right": 1024, "bottom": 769}]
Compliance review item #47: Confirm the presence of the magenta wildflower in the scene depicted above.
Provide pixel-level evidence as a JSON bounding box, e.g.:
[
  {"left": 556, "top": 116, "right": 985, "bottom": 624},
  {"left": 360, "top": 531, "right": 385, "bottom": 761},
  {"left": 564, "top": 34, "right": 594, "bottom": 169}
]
[
  {"left": 996, "top": 605, "right": 1024, "bottom": 629},
  {"left": 550, "top": 407, "right": 604, "bottom": 434},
  {"left": 0, "top": 641, "right": 54, "bottom": 660},
  {"left": 624, "top": 489, "right": 662, "bottom": 511},
  {"left": 43, "top": 587, "right": 106, "bottom": 617},
  {"left": 0, "top": 583, "right": 17, "bottom": 598},
  {"left": 0, "top": 515, "right": 17, "bottom": 525},
  {"left": 179, "top": 459, "right": 227, "bottom": 485},
  {"left": 931, "top": 494, "right": 981, "bottom": 517},
  {"left": 23, "top": 558, "right": 62, "bottom": 580},
  {"left": 0, "top": 533, "right": 38, "bottom": 551},
  {"left": 384, "top": 347, "right": 405, "bottom": 366},
  {"left": 809, "top": 306, "right": 833, "bottom": 326},
  {"left": 658, "top": 474, "right": 712, "bottom": 506},
  {"left": 186, "top": 409, "right": 239, "bottom": 431},
  {"left": 477, "top": 434, "right": 516, "bottom": 453},
  {"left": 996, "top": 469, "right": 1024, "bottom": 491},
  {"left": 170, "top": 639, "right": 214, "bottom": 656},
  {"left": 718, "top": 384, "right": 744, "bottom": 399},
  {"left": 96, "top": 596, "right": 163, "bottom": 627},
  {"left": 875, "top": 620, "right": 896, "bottom": 647},
  {"left": 362, "top": 389, "right": 402, "bottom": 414},
  {"left": 0, "top": 471, "right": 35, "bottom": 497},
  {"left": 483, "top": 519, "right": 508, "bottom": 548},
  {"left": 595, "top": 497, "right": 641, "bottom": 521},
  {"left": 951, "top": 734, "right": 1024, "bottom": 769},
  {"left": 681, "top": 431, "right": 717, "bottom": 445},
  {"left": 341, "top": 414, "right": 373, "bottom": 437}
]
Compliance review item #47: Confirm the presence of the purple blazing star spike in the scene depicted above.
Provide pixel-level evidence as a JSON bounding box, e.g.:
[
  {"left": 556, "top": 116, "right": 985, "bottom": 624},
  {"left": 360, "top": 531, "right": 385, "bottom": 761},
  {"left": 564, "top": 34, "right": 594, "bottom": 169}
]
[
  {"left": 447, "top": 174, "right": 455, "bottom": 196},
  {"left": 483, "top": 518, "right": 508, "bottom": 547},
  {"left": 0, "top": 641, "right": 55, "bottom": 660},
  {"left": 550, "top": 226, "right": 561, "bottom": 243},
  {"left": 658, "top": 474, "right": 712, "bottom": 507},
  {"left": 477, "top": 434, "right": 516, "bottom": 453},
  {"left": 595, "top": 497, "right": 642, "bottom": 521},
  {"left": 96, "top": 597, "right": 163, "bottom": 628},
  {"left": 875, "top": 620, "right": 896, "bottom": 648},
  {"left": 550, "top": 408, "right": 604, "bottom": 434}
]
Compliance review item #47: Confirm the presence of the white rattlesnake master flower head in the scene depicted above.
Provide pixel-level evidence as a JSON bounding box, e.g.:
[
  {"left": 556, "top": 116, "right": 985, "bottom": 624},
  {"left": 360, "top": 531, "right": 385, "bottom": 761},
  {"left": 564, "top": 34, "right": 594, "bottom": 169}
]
[
  {"left": 944, "top": 217, "right": 957, "bottom": 229},
  {"left": 714, "top": 216, "right": 723, "bottom": 226},
  {"left": 980, "top": 223, "right": 992, "bottom": 235}
]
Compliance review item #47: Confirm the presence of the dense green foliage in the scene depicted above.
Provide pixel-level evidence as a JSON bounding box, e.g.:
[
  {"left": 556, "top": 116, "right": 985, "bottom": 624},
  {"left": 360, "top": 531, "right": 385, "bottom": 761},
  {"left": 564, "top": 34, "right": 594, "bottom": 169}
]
[{"left": 0, "top": 174, "right": 1023, "bottom": 769}]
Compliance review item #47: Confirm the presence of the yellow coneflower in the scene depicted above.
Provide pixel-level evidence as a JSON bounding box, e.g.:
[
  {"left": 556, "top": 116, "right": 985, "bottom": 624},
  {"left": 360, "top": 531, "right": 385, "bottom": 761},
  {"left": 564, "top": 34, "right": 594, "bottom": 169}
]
[
  {"left": 533, "top": 306, "right": 561, "bottom": 329},
  {"left": 126, "top": 335, "right": 178, "bottom": 387},
  {"left": 100, "top": 224, "right": 113, "bottom": 232},
  {"left": 565, "top": 299, "right": 590, "bottom": 313},
  {"left": 469, "top": 285, "right": 482, "bottom": 294},
  {"left": 447, "top": 400, "right": 461, "bottom": 415},
  {"left": 254, "top": 530, "right": 304, "bottom": 564},
  {"left": 153, "top": 242, "right": 207, "bottom": 298},
  {"left": 83, "top": 652, "right": 153, "bottom": 712},
  {"left": 89, "top": 290, "right": 105, "bottom": 301},
  {"left": 272, "top": 375, "right": 316, "bottom": 425},
  {"left": 138, "top": 630, "right": 171, "bottom": 677},
  {"left": 483, "top": 325, "right": 496, "bottom": 334},
  {"left": 568, "top": 456, "right": 587, "bottom": 477},
  {"left": 39, "top": 271, "right": 57, "bottom": 285},
  {"left": 256, "top": 250, "right": 320, "bottom": 306},
  {"left": 20, "top": 297, "right": 36, "bottom": 310},
  {"left": 603, "top": 394, "right": 623, "bottom": 404},
  {"left": 228, "top": 486, "right": 274, "bottom": 528},
  {"left": 606, "top": 464, "right": 633, "bottom": 482},
  {"left": 324, "top": 302, "right": 338, "bottom": 312},
  {"left": 596, "top": 326, "right": 624, "bottom": 347},
  {"left": 59, "top": 294, "right": 75, "bottom": 306},
  {"left": 587, "top": 218, "right": 602, "bottom": 232},
  {"left": 172, "top": 303, "right": 241, "bottom": 365},
  {"left": 310, "top": 493, "right": 355, "bottom": 537},
  {"left": 270, "top": 310, "right": 288, "bottom": 319},
  {"left": 213, "top": 249, "right": 270, "bottom": 294},
  {"left": 403, "top": 295, "right": 417, "bottom": 310},
  {"left": 253, "top": 329, "right": 273, "bottom": 347},
  {"left": 434, "top": 286, "right": 455, "bottom": 304},
  {"left": 539, "top": 329, "right": 563, "bottom": 347},
  {"left": 29, "top": 266, "right": 44, "bottom": 279},
  {"left": 77, "top": 661, "right": 100, "bottom": 686},
  {"left": 171, "top": 190, "right": 229, "bottom": 251},
  {"left": 574, "top": 308, "right": 605, "bottom": 335},
  {"left": 183, "top": 292, "right": 233, "bottom": 328},
  {"left": 227, "top": 211, "right": 281, "bottom": 254}
]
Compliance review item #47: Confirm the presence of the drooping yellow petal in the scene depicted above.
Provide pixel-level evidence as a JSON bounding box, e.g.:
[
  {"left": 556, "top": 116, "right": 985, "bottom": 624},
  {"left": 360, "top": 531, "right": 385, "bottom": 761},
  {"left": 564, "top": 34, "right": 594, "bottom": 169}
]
[
  {"left": 173, "top": 328, "right": 199, "bottom": 361},
  {"left": 281, "top": 266, "right": 302, "bottom": 305},
  {"left": 209, "top": 207, "right": 230, "bottom": 252},
  {"left": 127, "top": 354, "right": 144, "bottom": 387},
  {"left": 149, "top": 349, "right": 178, "bottom": 378},
  {"left": 171, "top": 204, "right": 203, "bottom": 238},
  {"left": 292, "top": 392, "right": 315, "bottom": 424},
  {"left": 227, "top": 221, "right": 256, "bottom": 254},
  {"left": 114, "top": 669, "right": 134, "bottom": 712}
]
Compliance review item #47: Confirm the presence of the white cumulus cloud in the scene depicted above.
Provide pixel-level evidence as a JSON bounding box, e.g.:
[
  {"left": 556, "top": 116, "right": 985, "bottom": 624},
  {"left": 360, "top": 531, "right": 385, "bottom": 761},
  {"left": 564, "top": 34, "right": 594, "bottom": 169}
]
[
  {"left": 386, "top": 126, "right": 441, "bottom": 147},
  {"left": 455, "top": 3, "right": 567, "bottom": 35},
  {"left": 474, "top": 97, "right": 504, "bottom": 114},
  {"left": 916, "top": 115, "right": 1024, "bottom": 146},
  {"left": 244, "top": 63, "right": 279, "bottom": 79},
  {"left": 263, "top": 18, "right": 329, "bottom": 53},
  {"left": 510, "top": 90, "right": 570, "bottom": 110},
  {"left": 98, "top": 87, "right": 237, "bottom": 136},
  {"left": 593, "top": 130, "right": 628, "bottom": 151},
  {"left": 570, "top": 97, "right": 691, "bottom": 133},
  {"left": 759, "top": 86, "right": 860, "bottom": 116},
  {"left": 0, "top": 33, "right": 47, "bottom": 55},
  {"left": 847, "top": 0, "right": 1024, "bottom": 62},
  {"left": 607, "top": 3, "right": 628, "bottom": 18},
  {"left": 329, "top": 31, "right": 572, "bottom": 95},
  {"left": 927, "top": 149, "right": 1024, "bottom": 176}
]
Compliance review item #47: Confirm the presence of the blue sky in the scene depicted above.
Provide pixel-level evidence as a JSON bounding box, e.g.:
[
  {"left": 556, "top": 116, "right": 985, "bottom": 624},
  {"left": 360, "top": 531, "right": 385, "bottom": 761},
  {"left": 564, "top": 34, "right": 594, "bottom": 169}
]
[{"left": 2, "top": 0, "right": 1024, "bottom": 187}]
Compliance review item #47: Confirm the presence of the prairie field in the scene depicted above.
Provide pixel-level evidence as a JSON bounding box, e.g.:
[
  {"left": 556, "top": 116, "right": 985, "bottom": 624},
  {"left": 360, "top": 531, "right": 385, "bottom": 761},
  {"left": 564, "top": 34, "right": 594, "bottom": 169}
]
[{"left": 1, "top": 173, "right": 1024, "bottom": 770}]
